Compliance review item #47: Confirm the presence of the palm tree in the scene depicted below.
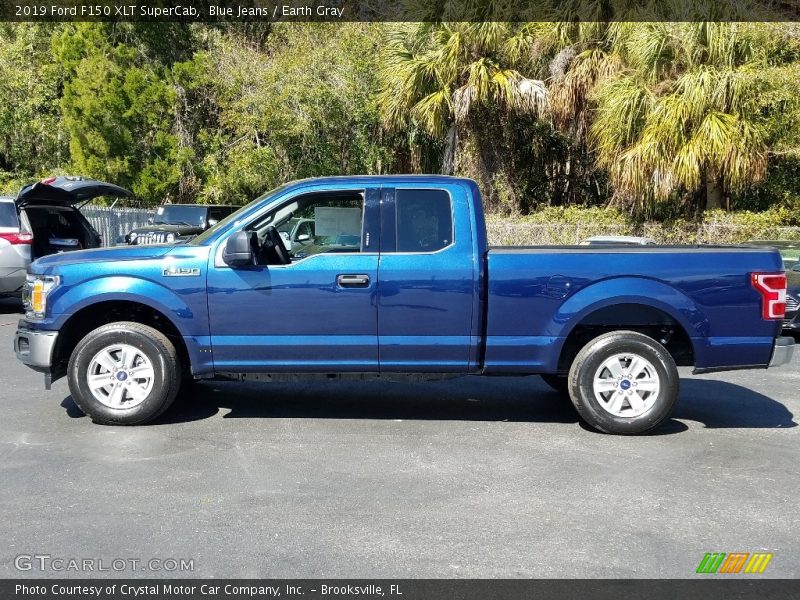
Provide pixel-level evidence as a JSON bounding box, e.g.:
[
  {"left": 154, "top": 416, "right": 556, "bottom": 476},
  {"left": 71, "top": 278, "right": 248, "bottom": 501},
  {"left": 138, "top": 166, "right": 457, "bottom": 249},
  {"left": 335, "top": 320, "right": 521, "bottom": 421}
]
[
  {"left": 550, "top": 21, "right": 800, "bottom": 212},
  {"left": 377, "top": 22, "right": 549, "bottom": 211}
]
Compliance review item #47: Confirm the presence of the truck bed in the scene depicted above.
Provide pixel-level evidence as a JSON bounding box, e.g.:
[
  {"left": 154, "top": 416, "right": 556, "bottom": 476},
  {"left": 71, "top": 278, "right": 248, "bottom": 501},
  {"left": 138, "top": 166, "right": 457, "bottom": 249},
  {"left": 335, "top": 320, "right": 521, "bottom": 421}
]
[{"left": 483, "top": 244, "right": 784, "bottom": 374}]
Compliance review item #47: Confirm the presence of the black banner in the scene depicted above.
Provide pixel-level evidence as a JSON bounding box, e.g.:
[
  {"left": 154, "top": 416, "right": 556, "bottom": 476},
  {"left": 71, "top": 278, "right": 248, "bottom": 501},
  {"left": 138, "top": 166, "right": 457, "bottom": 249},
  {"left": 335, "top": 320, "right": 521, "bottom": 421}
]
[
  {"left": 2, "top": 580, "right": 800, "bottom": 600},
  {"left": 1, "top": 0, "right": 799, "bottom": 22}
]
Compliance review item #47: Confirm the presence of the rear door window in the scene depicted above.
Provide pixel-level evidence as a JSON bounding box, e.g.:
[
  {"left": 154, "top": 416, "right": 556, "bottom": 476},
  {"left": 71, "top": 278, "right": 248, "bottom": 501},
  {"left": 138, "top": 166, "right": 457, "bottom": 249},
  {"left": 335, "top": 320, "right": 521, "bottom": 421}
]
[
  {"left": 0, "top": 202, "right": 19, "bottom": 230},
  {"left": 395, "top": 189, "right": 453, "bottom": 252}
]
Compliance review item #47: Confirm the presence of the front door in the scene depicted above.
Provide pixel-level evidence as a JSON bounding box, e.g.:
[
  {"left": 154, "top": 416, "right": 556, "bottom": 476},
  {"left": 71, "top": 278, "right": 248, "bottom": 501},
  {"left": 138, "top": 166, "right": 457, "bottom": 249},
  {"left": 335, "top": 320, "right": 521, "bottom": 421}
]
[{"left": 207, "top": 187, "right": 380, "bottom": 372}]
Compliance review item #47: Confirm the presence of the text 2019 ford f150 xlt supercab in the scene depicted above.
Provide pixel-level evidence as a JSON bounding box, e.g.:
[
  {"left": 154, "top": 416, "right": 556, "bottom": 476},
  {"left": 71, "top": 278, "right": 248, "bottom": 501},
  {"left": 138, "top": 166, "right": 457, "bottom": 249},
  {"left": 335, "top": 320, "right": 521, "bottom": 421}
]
[{"left": 13, "top": 176, "right": 794, "bottom": 434}]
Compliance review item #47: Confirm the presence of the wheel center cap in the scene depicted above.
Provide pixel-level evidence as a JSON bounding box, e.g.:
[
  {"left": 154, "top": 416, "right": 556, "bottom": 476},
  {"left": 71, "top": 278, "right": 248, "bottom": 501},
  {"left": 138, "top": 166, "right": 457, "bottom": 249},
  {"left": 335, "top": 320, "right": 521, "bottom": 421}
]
[
  {"left": 620, "top": 379, "right": 631, "bottom": 390},
  {"left": 116, "top": 371, "right": 128, "bottom": 381}
]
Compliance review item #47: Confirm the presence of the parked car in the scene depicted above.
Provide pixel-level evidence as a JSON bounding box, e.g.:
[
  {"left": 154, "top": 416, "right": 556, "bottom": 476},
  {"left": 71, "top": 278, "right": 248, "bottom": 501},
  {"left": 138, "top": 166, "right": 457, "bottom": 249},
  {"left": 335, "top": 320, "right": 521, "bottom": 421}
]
[
  {"left": 125, "top": 204, "right": 240, "bottom": 245},
  {"left": 0, "top": 196, "right": 31, "bottom": 297},
  {"left": 784, "top": 288, "right": 799, "bottom": 333},
  {"left": 745, "top": 240, "right": 800, "bottom": 270},
  {"left": 1, "top": 177, "right": 130, "bottom": 297},
  {"left": 581, "top": 235, "right": 657, "bottom": 246},
  {"left": 784, "top": 262, "right": 800, "bottom": 334},
  {"left": 276, "top": 217, "right": 315, "bottom": 252},
  {"left": 14, "top": 175, "right": 793, "bottom": 434}
]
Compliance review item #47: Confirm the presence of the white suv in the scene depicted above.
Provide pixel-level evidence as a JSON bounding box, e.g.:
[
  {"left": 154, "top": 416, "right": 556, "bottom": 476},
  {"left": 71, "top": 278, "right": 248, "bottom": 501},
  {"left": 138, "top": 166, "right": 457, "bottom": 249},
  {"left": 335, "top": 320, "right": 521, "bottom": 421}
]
[
  {"left": 0, "top": 196, "right": 31, "bottom": 297},
  {"left": 0, "top": 176, "right": 132, "bottom": 297}
]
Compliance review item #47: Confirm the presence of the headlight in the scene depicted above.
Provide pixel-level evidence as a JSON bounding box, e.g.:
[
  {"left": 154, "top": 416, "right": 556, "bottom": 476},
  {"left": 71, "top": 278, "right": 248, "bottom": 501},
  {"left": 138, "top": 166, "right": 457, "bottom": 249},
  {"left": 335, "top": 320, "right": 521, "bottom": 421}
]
[
  {"left": 165, "top": 233, "right": 177, "bottom": 243},
  {"left": 22, "top": 274, "right": 60, "bottom": 320},
  {"left": 129, "top": 232, "right": 138, "bottom": 242}
]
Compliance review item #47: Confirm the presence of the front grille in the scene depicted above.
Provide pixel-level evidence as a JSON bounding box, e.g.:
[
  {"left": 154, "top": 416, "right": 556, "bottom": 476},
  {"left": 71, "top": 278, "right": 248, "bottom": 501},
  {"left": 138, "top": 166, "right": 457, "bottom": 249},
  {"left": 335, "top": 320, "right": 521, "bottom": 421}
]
[
  {"left": 786, "top": 294, "right": 799, "bottom": 314},
  {"left": 134, "top": 232, "right": 168, "bottom": 245}
]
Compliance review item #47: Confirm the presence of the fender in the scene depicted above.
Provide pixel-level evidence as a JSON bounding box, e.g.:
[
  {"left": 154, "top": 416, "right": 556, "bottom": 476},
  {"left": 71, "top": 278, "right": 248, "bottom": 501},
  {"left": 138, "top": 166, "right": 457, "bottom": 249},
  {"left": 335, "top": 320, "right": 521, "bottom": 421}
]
[
  {"left": 552, "top": 276, "right": 710, "bottom": 342},
  {"left": 46, "top": 275, "right": 208, "bottom": 338}
]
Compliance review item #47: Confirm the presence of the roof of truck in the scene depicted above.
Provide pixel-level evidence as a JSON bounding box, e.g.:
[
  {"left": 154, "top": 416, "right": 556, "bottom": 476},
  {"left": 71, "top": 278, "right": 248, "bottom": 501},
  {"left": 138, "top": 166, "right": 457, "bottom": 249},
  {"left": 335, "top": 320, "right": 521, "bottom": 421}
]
[{"left": 289, "top": 174, "right": 476, "bottom": 185}]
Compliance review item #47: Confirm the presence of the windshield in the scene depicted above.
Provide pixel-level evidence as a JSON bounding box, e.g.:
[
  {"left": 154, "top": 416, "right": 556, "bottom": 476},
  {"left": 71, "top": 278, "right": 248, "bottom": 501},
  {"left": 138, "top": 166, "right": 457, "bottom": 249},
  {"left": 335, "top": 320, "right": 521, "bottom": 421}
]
[
  {"left": 191, "top": 184, "right": 289, "bottom": 245},
  {"left": 154, "top": 205, "right": 207, "bottom": 226},
  {"left": 277, "top": 218, "right": 299, "bottom": 233}
]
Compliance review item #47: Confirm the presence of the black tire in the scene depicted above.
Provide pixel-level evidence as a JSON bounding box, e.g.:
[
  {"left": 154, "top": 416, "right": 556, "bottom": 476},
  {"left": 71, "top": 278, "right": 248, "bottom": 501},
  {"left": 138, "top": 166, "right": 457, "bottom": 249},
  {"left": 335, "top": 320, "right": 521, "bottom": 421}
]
[
  {"left": 567, "top": 330, "right": 679, "bottom": 435},
  {"left": 540, "top": 374, "right": 569, "bottom": 395},
  {"left": 67, "top": 321, "right": 181, "bottom": 425}
]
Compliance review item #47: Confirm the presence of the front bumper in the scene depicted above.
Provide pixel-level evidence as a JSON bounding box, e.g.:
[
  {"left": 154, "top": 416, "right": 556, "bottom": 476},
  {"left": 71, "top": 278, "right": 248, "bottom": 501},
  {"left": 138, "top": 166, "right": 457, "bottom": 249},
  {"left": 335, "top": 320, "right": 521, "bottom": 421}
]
[
  {"left": 769, "top": 336, "right": 795, "bottom": 367},
  {"left": 14, "top": 326, "right": 58, "bottom": 372}
]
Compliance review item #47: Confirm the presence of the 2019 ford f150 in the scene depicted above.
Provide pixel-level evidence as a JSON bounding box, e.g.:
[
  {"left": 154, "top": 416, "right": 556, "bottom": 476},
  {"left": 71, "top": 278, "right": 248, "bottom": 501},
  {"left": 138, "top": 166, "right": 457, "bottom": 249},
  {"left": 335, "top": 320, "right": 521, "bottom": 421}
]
[{"left": 13, "top": 176, "right": 794, "bottom": 434}]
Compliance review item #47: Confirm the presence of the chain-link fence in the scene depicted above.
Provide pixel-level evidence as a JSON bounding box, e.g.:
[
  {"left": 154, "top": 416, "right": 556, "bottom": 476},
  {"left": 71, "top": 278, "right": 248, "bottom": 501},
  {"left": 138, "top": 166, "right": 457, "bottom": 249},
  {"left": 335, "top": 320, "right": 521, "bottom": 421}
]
[
  {"left": 486, "top": 218, "right": 800, "bottom": 246},
  {"left": 82, "top": 206, "right": 153, "bottom": 246},
  {"left": 83, "top": 205, "right": 800, "bottom": 248}
]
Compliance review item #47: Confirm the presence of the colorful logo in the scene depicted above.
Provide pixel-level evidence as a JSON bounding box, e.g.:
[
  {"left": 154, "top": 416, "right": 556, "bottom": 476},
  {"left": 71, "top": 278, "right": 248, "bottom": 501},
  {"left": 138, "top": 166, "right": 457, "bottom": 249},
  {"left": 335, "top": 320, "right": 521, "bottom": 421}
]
[{"left": 696, "top": 552, "right": 773, "bottom": 574}]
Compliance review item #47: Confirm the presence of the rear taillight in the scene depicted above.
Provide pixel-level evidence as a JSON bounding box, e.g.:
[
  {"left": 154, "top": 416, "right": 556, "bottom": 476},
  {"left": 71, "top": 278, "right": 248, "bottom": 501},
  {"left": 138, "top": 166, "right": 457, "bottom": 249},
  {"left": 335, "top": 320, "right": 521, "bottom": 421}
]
[
  {"left": 0, "top": 232, "right": 33, "bottom": 245},
  {"left": 752, "top": 272, "right": 786, "bottom": 320}
]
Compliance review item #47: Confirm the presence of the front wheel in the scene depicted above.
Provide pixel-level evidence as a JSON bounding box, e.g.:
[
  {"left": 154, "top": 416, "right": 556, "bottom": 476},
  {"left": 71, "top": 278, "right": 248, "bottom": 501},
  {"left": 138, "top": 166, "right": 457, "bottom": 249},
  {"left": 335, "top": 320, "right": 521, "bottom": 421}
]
[
  {"left": 67, "top": 322, "right": 181, "bottom": 425},
  {"left": 567, "top": 331, "right": 679, "bottom": 434}
]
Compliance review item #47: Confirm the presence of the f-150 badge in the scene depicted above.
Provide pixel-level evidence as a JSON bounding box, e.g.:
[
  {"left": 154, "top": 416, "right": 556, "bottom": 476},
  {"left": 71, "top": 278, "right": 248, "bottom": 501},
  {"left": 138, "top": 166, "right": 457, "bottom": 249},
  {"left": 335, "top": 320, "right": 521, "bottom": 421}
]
[{"left": 163, "top": 267, "right": 201, "bottom": 277}]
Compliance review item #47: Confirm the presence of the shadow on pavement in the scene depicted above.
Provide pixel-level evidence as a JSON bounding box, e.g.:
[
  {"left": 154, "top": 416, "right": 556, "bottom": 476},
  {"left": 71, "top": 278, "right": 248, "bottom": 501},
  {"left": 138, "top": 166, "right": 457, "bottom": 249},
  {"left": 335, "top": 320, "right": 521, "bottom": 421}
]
[
  {"left": 0, "top": 297, "right": 23, "bottom": 315},
  {"left": 60, "top": 375, "right": 796, "bottom": 432},
  {"left": 674, "top": 378, "right": 796, "bottom": 429},
  {"left": 63, "top": 377, "right": 580, "bottom": 427}
]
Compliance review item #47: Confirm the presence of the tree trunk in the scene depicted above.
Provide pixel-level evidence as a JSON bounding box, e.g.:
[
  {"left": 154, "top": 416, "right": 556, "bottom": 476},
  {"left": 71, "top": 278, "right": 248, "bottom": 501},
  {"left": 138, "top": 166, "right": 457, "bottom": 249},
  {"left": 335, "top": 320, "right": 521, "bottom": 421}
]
[
  {"left": 441, "top": 124, "right": 457, "bottom": 175},
  {"left": 705, "top": 168, "right": 723, "bottom": 211}
]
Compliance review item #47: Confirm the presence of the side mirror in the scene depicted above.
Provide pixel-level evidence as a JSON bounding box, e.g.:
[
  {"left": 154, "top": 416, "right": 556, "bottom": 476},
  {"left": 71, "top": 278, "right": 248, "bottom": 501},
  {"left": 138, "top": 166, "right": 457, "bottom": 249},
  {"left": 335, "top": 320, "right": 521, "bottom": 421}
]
[
  {"left": 222, "top": 231, "right": 255, "bottom": 267},
  {"left": 296, "top": 234, "right": 311, "bottom": 243},
  {"left": 792, "top": 263, "right": 800, "bottom": 272}
]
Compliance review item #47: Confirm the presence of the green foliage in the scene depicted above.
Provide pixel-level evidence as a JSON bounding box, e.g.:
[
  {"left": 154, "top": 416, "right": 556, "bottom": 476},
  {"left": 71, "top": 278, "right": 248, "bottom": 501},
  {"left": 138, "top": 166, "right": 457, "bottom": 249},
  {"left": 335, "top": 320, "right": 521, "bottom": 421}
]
[
  {"left": 204, "top": 23, "right": 392, "bottom": 204},
  {"left": 0, "top": 23, "right": 66, "bottom": 187},
  {"left": 563, "top": 23, "right": 800, "bottom": 212},
  {"left": 0, "top": 21, "right": 797, "bottom": 224},
  {"left": 376, "top": 22, "right": 556, "bottom": 212},
  {"left": 52, "top": 24, "right": 185, "bottom": 204}
]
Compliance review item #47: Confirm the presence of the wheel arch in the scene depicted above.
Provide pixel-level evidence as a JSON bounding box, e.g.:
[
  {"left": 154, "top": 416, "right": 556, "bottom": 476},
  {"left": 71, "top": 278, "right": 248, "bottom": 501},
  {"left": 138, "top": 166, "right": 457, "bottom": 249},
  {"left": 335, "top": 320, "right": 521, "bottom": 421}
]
[
  {"left": 552, "top": 278, "right": 706, "bottom": 372},
  {"left": 52, "top": 299, "right": 190, "bottom": 379}
]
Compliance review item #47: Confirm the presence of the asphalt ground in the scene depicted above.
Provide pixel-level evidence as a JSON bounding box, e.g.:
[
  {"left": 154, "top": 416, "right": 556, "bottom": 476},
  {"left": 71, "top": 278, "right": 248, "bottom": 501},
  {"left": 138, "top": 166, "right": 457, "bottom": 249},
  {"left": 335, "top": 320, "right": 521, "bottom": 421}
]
[{"left": 0, "top": 297, "right": 798, "bottom": 578}]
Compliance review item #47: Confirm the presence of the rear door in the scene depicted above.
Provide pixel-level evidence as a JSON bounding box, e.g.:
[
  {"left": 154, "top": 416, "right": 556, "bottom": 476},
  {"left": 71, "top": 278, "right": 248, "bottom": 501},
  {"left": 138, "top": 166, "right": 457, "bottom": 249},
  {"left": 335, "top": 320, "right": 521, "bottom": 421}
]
[{"left": 377, "top": 185, "right": 476, "bottom": 372}]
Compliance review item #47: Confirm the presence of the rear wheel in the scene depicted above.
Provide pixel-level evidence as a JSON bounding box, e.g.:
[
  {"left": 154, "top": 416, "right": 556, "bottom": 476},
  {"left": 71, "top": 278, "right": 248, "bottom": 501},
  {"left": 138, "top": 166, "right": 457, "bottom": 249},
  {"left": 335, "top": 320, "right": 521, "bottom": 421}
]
[
  {"left": 567, "top": 331, "right": 678, "bottom": 434},
  {"left": 67, "top": 322, "right": 181, "bottom": 425}
]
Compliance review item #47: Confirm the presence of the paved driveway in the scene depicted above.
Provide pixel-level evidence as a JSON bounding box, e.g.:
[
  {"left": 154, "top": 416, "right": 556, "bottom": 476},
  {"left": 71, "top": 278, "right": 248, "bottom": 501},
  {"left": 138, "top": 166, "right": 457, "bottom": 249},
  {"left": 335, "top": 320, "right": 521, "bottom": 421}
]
[{"left": 0, "top": 297, "right": 797, "bottom": 578}]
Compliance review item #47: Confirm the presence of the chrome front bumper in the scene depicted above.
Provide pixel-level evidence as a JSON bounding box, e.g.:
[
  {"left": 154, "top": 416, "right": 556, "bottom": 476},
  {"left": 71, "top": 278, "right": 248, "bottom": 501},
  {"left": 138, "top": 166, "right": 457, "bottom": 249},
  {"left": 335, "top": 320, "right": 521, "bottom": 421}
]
[
  {"left": 14, "top": 326, "right": 58, "bottom": 370},
  {"left": 769, "top": 336, "right": 795, "bottom": 367}
]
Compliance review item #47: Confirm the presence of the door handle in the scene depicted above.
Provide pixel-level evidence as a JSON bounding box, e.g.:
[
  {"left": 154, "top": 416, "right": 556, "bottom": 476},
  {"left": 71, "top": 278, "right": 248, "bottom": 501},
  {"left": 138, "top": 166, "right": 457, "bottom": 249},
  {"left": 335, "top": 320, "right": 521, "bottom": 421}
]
[{"left": 337, "top": 274, "right": 370, "bottom": 288}]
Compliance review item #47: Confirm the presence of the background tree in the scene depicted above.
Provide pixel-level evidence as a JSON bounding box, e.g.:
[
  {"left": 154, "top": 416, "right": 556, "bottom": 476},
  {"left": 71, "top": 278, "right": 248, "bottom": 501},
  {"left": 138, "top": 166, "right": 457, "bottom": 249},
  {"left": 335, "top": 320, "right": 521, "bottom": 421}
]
[
  {"left": 203, "top": 23, "right": 393, "bottom": 204},
  {"left": 377, "top": 22, "right": 553, "bottom": 213},
  {"left": 0, "top": 23, "right": 66, "bottom": 190},
  {"left": 549, "top": 21, "right": 800, "bottom": 215},
  {"left": 0, "top": 21, "right": 797, "bottom": 220}
]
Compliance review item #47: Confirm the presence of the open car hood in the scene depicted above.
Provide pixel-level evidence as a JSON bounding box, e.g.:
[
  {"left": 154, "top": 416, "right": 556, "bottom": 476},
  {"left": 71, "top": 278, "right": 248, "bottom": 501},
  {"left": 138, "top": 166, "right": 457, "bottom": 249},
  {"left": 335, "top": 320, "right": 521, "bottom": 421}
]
[{"left": 16, "top": 176, "right": 133, "bottom": 207}]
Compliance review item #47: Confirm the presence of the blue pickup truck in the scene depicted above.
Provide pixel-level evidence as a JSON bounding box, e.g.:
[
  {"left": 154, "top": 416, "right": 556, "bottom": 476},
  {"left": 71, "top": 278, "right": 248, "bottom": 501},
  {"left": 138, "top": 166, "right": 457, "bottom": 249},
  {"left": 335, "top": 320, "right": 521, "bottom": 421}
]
[{"left": 13, "top": 175, "right": 794, "bottom": 434}]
